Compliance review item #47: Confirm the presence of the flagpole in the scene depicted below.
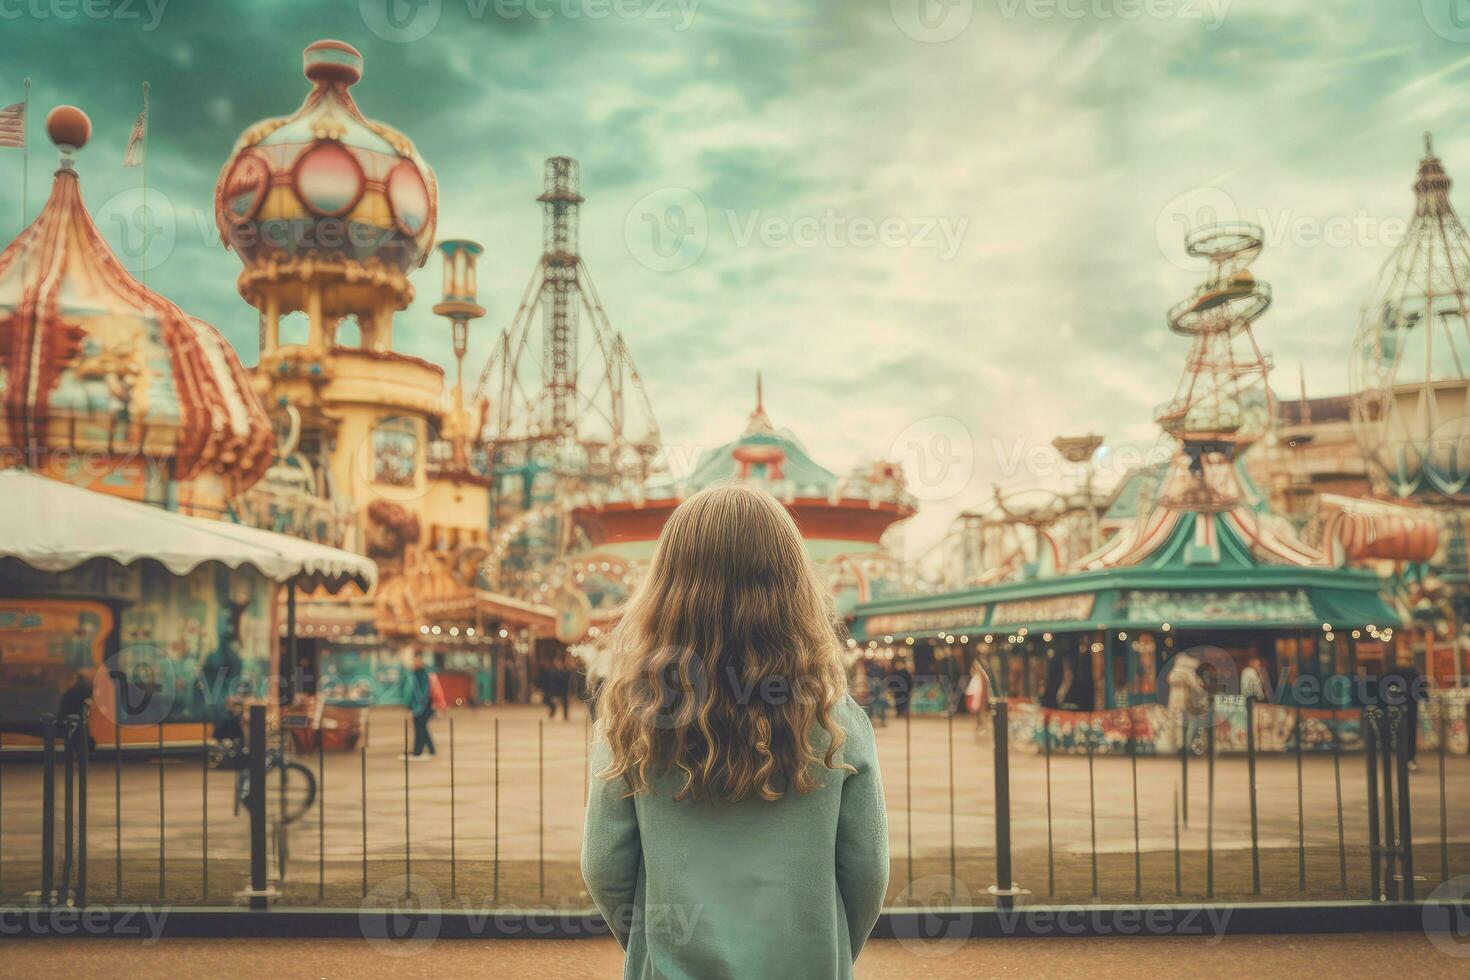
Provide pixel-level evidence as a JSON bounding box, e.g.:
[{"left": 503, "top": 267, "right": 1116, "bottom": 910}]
[
  {"left": 140, "top": 80, "right": 149, "bottom": 288},
  {"left": 21, "top": 77, "right": 30, "bottom": 231}
]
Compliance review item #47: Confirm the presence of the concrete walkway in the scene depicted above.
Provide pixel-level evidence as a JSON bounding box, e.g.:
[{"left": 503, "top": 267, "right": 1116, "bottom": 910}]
[{"left": 6, "top": 932, "right": 1468, "bottom": 978}]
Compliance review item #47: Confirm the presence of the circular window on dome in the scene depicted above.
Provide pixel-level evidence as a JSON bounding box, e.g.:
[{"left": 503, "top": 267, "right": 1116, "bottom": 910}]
[
  {"left": 292, "top": 141, "right": 365, "bottom": 219},
  {"left": 220, "top": 150, "right": 269, "bottom": 226},
  {"left": 387, "top": 160, "right": 431, "bottom": 237}
]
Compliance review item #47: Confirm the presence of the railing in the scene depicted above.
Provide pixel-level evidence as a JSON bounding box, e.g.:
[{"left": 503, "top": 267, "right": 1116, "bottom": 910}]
[{"left": 1, "top": 688, "right": 1466, "bottom": 933}]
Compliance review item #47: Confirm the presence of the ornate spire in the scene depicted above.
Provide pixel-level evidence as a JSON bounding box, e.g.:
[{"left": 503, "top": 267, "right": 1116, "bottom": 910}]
[
  {"left": 743, "top": 371, "right": 776, "bottom": 436},
  {"left": 1414, "top": 130, "right": 1453, "bottom": 211}
]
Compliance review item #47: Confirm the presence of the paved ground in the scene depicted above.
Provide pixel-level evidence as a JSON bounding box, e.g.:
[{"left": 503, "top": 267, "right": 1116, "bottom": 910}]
[
  {"left": 6, "top": 932, "right": 1470, "bottom": 978},
  {"left": 3, "top": 703, "right": 1468, "bottom": 906}
]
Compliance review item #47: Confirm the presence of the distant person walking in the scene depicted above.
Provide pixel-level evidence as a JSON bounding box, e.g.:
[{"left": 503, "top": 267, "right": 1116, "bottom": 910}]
[
  {"left": 403, "top": 654, "right": 446, "bottom": 761},
  {"left": 1166, "top": 652, "right": 1208, "bottom": 755},
  {"left": 1241, "top": 657, "right": 1269, "bottom": 704},
  {"left": 57, "top": 671, "right": 93, "bottom": 755},
  {"left": 891, "top": 659, "right": 914, "bottom": 719},
  {"left": 966, "top": 660, "right": 991, "bottom": 740},
  {"left": 866, "top": 659, "right": 890, "bottom": 727},
  {"left": 540, "top": 655, "right": 572, "bottom": 721},
  {"left": 583, "top": 484, "right": 888, "bottom": 978}
]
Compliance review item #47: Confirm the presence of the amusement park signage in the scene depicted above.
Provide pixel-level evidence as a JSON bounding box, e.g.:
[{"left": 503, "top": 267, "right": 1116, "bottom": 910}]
[
  {"left": 863, "top": 604, "right": 988, "bottom": 636},
  {"left": 989, "top": 593, "right": 1096, "bottom": 627},
  {"left": 1122, "top": 589, "right": 1315, "bottom": 625}
]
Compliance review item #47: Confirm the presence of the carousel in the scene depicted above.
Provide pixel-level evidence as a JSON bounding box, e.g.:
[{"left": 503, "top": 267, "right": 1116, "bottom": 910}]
[
  {"left": 570, "top": 376, "right": 917, "bottom": 614},
  {"left": 0, "top": 106, "right": 374, "bottom": 748},
  {"left": 851, "top": 223, "right": 1412, "bottom": 752}
]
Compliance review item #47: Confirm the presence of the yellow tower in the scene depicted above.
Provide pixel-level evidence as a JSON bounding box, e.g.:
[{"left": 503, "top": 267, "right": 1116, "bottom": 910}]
[{"left": 217, "top": 40, "right": 491, "bottom": 658}]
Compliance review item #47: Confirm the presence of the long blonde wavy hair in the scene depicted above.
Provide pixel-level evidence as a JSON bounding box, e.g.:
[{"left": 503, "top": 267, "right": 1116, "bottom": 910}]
[{"left": 596, "top": 482, "right": 852, "bottom": 802}]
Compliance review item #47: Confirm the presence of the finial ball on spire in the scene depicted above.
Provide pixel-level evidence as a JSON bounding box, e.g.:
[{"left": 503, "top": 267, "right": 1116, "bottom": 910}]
[
  {"left": 46, "top": 105, "right": 91, "bottom": 151},
  {"left": 303, "top": 39, "right": 363, "bottom": 86}
]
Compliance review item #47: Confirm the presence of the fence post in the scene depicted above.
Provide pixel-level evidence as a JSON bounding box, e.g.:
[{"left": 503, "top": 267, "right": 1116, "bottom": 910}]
[
  {"left": 157, "top": 721, "right": 165, "bottom": 899},
  {"left": 201, "top": 720, "right": 209, "bottom": 899},
  {"left": 41, "top": 714, "right": 56, "bottom": 906},
  {"left": 1380, "top": 706, "right": 1398, "bottom": 901},
  {"left": 1332, "top": 708, "right": 1347, "bottom": 897},
  {"left": 1043, "top": 708, "right": 1054, "bottom": 897},
  {"left": 1246, "top": 697, "right": 1260, "bottom": 894},
  {"left": 1086, "top": 713, "right": 1098, "bottom": 898},
  {"left": 77, "top": 705, "right": 89, "bottom": 907},
  {"left": 1205, "top": 705, "right": 1215, "bottom": 900},
  {"left": 62, "top": 716, "right": 75, "bottom": 905},
  {"left": 248, "top": 704, "right": 268, "bottom": 910},
  {"left": 1364, "top": 706, "right": 1382, "bottom": 900},
  {"left": 1295, "top": 705, "right": 1306, "bottom": 892},
  {"left": 114, "top": 712, "right": 121, "bottom": 900},
  {"left": 0, "top": 728, "right": 5, "bottom": 896},
  {"left": 1395, "top": 703, "right": 1415, "bottom": 901},
  {"left": 989, "top": 699, "right": 1018, "bottom": 909}
]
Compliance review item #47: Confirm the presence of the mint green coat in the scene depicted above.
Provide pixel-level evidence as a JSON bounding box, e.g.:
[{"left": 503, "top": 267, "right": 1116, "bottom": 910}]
[{"left": 582, "top": 695, "right": 889, "bottom": 980}]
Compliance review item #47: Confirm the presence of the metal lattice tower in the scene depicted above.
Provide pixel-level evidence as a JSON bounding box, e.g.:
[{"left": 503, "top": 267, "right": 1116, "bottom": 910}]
[
  {"left": 540, "top": 157, "right": 584, "bottom": 435},
  {"left": 476, "top": 156, "right": 659, "bottom": 473},
  {"left": 474, "top": 157, "right": 661, "bottom": 598},
  {"left": 1155, "top": 221, "right": 1275, "bottom": 510}
]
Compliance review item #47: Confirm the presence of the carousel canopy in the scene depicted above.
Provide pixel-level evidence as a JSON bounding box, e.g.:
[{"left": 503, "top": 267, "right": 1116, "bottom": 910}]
[
  {"left": 0, "top": 106, "right": 274, "bottom": 488},
  {"left": 0, "top": 468, "right": 376, "bottom": 592},
  {"left": 850, "top": 557, "right": 1398, "bottom": 642},
  {"left": 853, "top": 453, "right": 1400, "bottom": 641}
]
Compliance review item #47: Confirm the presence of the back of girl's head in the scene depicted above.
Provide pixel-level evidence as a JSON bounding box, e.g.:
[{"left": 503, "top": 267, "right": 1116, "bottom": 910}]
[{"left": 597, "top": 482, "right": 851, "bottom": 802}]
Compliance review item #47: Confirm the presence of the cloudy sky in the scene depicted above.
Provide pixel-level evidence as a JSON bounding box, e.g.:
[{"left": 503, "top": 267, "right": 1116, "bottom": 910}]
[{"left": 1, "top": 1, "right": 1464, "bottom": 556}]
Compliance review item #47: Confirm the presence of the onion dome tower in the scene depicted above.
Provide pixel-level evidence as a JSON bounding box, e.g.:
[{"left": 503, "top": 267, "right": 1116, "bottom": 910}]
[
  {"left": 215, "top": 39, "right": 439, "bottom": 362},
  {"left": 1351, "top": 134, "right": 1470, "bottom": 503},
  {"left": 0, "top": 106, "right": 274, "bottom": 511}
]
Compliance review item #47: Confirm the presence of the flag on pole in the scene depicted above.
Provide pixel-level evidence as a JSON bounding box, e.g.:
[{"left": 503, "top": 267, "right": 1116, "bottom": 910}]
[
  {"left": 0, "top": 102, "right": 24, "bottom": 149},
  {"left": 122, "top": 106, "right": 147, "bottom": 167}
]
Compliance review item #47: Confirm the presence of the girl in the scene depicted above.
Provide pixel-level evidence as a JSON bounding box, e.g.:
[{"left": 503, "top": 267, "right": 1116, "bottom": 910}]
[{"left": 582, "top": 483, "right": 889, "bottom": 979}]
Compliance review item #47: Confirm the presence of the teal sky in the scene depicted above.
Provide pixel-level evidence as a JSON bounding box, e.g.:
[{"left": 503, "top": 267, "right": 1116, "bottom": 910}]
[{"left": 2, "top": 1, "right": 1467, "bottom": 553}]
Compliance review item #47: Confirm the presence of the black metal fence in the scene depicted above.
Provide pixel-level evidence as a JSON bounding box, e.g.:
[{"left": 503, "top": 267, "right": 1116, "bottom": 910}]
[{"left": 1, "top": 693, "right": 1467, "bottom": 921}]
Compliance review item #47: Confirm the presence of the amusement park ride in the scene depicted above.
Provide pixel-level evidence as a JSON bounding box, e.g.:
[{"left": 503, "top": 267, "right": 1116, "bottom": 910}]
[
  {"left": 1352, "top": 135, "right": 1470, "bottom": 505},
  {"left": 472, "top": 156, "right": 661, "bottom": 618},
  {"left": 1154, "top": 222, "right": 1275, "bottom": 511},
  {"left": 924, "top": 435, "right": 1109, "bottom": 591},
  {"left": 1347, "top": 134, "right": 1470, "bottom": 623}
]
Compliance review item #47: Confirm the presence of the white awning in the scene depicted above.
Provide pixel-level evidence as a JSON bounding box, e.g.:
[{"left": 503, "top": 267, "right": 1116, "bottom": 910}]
[{"left": 0, "top": 468, "right": 376, "bottom": 593}]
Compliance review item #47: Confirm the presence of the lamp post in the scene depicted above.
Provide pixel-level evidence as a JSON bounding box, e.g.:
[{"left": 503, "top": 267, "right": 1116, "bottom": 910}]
[{"left": 433, "top": 239, "right": 487, "bottom": 398}]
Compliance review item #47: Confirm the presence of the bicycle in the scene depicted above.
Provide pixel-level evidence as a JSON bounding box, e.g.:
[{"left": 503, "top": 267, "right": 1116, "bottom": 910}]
[{"left": 213, "top": 739, "right": 317, "bottom": 823}]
